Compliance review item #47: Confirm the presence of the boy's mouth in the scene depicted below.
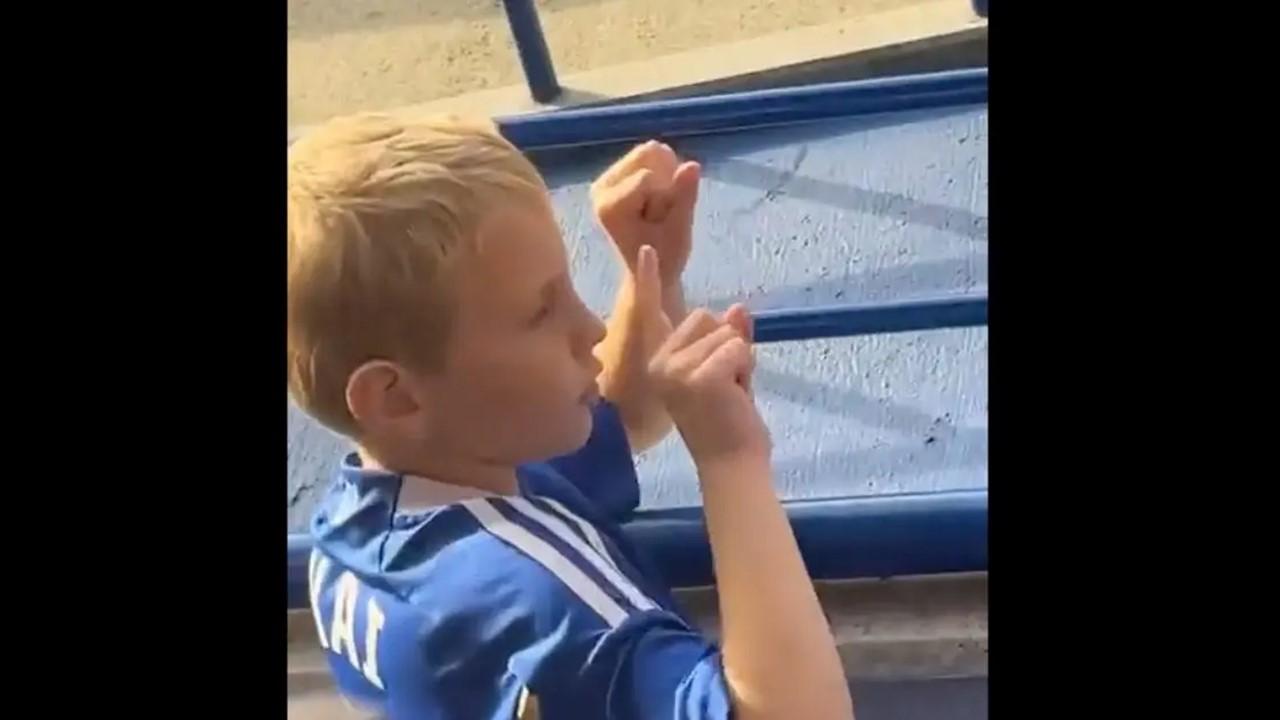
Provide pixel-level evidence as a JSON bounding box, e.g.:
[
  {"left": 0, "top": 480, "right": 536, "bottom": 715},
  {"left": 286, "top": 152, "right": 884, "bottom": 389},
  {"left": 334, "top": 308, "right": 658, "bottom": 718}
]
[{"left": 580, "top": 381, "right": 600, "bottom": 406}]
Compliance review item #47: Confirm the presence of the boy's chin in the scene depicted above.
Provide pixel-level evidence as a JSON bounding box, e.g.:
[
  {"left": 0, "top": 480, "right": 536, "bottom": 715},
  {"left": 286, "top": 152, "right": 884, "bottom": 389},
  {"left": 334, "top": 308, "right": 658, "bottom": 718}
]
[{"left": 545, "top": 406, "right": 595, "bottom": 458}]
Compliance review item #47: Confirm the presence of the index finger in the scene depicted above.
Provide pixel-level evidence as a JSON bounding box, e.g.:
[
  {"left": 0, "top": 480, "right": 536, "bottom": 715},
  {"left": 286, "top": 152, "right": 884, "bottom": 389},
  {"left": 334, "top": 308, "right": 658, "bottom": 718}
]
[{"left": 636, "top": 245, "right": 674, "bottom": 339}]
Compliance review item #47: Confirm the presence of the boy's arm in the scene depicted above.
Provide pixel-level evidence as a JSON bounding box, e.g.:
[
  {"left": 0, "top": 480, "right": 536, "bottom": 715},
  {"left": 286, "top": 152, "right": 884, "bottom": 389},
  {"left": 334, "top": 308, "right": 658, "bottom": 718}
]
[
  {"left": 590, "top": 140, "right": 699, "bottom": 453},
  {"left": 641, "top": 248, "right": 854, "bottom": 720},
  {"left": 697, "top": 454, "right": 853, "bottom": 720},
  {"left": 595, "top": 275, "right": 686, "bottom": 452}
]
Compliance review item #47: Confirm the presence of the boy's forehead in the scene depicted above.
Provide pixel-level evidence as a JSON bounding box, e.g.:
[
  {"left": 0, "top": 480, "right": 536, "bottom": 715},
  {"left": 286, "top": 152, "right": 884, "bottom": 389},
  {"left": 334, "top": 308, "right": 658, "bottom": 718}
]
[{"left": 460, "top": 202, "right": 566, "bottom": 307}]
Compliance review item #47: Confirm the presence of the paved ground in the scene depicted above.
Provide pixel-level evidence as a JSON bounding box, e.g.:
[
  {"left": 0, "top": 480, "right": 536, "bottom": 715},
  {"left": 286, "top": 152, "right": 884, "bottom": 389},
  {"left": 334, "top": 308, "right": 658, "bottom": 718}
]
[
  {"left": 287, "top": 0, "right": 938, "bottom": 125},
  {"left": 288, "top": 677, "right": 988, "bottom": 719}
]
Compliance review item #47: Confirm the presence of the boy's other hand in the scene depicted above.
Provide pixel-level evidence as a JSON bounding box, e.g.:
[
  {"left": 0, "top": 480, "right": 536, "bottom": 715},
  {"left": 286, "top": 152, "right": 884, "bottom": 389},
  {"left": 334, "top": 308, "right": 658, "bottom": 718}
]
[
  {"left": 591, "top": 140, "right": 700, "bottom": 286},
  {"left": 640, "top": 246, "right": 770, "bottom": 468}
]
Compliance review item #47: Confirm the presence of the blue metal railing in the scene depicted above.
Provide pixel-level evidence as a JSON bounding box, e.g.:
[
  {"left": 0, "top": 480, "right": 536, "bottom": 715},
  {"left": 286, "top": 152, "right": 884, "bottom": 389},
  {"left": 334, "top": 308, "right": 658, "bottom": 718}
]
[
  {"left": 500, "top": 0, "right": 561, "bottom": 103},
  {"left": 498, "top": 69, "right": 987, "bottom": 150},
  {"left": 625, "top": 490, "right": 987, "bottom": 588},
  {"left": 754, "top": 294, "right": 986, "bottom": 344},
  {"left": 287, "top": 69, "right": 986, "bottom": 150},
  {"left": 289, "top": 491, "right": 986, "bottom": 608}
]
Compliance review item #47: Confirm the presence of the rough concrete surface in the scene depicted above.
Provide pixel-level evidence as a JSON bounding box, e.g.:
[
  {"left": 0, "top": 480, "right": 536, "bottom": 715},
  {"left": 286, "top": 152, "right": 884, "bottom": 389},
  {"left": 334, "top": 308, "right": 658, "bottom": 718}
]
[{"left": 288, "top": 0, "right": 948, "bottom": 126}]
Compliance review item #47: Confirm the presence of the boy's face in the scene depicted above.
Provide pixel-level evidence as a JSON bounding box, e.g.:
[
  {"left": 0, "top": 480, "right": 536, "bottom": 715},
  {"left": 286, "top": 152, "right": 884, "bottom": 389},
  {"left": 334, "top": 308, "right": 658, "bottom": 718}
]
[{"left": 413, "top": 197, "right": 607, "bottom": 466}]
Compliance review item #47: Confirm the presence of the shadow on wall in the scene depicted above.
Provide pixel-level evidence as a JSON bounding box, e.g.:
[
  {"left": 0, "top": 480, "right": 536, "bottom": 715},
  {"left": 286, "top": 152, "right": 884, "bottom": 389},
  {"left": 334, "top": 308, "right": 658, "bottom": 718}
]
[
  {"left": 754, "top": 360, "right": 987, "bottom": 497},
  {"left": 761, "top": 429, "right": 987, "bottom": 498},
  {"left": 696, "top": 256, "right": 987, "bottom": 311},
  {"left": 639, "top": 408, "right": 986, "bottom": 507},
  {"left": 704, "top": 151, "right": 987, "bottom": 242},
  {"left": 536, "top": 105, "right": 982, "bottom": 189},
  {"left": 754, "top": 362, "right": 983, "bottom": 444},
  {"left": 538, "top": 110, "right": 987, "bottom": 264}
]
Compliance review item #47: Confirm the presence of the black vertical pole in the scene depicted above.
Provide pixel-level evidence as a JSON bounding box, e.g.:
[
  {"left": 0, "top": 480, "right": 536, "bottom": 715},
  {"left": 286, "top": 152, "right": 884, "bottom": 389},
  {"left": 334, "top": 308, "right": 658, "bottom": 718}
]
[{"left": 500, "top": 0, "right": 562, "bottom": 103}]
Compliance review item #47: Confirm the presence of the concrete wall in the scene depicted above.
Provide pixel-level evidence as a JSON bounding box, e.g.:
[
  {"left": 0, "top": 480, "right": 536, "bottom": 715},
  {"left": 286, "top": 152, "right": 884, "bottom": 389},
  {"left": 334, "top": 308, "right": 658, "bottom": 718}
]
[{"left": 288, "top": 104, "right": 987, "bottom": 529}]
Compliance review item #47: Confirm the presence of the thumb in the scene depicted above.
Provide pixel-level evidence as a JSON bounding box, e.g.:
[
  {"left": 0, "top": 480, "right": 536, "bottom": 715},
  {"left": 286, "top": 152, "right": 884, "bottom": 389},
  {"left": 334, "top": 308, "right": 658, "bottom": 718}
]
[{"left": 637, "top": 245, "right": 673, "bottom": 339}]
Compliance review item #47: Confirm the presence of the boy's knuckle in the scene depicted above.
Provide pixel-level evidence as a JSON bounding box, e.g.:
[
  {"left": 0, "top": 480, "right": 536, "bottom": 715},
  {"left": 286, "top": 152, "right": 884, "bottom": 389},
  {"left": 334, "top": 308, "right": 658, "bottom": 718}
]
[
  {"left": 688, "top": 370, "right": 715, "bottom": 392},
  {"left": 596, "top": 200, "right": 623, "bottom": 222},
  {"left": 664, "top": 355, "right": 693, "bottom": 380},
  {"left": 647, "top": 356, "right": 668, "bottom": 377},
  {"left": 687, "top": 308, "right": 714, "bottom": 326}
]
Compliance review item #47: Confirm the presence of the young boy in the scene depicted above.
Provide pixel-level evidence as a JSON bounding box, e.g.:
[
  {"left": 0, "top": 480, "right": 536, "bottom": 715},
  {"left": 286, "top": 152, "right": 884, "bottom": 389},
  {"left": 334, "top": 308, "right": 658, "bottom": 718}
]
[{"left": 288, "top": 113, "right": 853, "bottom": 720}]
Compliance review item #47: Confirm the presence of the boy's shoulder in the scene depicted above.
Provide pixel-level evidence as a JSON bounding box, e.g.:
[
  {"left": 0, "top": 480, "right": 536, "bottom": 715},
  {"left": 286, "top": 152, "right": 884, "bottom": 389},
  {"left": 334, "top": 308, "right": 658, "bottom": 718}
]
[
  {"left": 306, "top": 493, "right": 566, "bottom": 716},
  {"left": 306, "top": 441, "right": 734, "bottom": 719},
  {"left": 311, "top": 399, "right": 641, "bottom": 592},
  {"left": 311, "top": 457, "right": 652, "bottom": 625},
  {"left": 307, "top": 460, "right": 684, "bottom": 717}
]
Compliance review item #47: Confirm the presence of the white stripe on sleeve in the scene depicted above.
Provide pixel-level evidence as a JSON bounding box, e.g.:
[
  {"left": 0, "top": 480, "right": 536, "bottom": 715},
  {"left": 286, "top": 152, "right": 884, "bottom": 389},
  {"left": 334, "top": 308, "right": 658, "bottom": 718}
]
[
  {"left": 507, "top": 497, "right": 657, "bottom": 612},
  {"left": 461, "top": 499, "right": 629, "bottom": 628},
  {"left": 535, "top": 495, "right": 617, "bottom": 572}
]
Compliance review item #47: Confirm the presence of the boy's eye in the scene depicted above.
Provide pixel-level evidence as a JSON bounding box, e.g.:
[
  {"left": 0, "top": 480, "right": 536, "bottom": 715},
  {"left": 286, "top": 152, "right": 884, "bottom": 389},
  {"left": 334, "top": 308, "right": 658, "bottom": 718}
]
[
  {"left": 529, "top": 301, "right": 554, "bottom": 325},
  {"left": 529, "top": 276, "right": 565, "bottom": 326}
]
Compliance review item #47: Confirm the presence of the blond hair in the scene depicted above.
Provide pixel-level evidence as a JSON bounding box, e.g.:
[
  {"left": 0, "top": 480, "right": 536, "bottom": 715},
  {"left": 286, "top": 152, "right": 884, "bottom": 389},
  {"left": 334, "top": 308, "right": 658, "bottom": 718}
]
[{"left": 287, "top": 113, "right": 547, "bottom": 436}]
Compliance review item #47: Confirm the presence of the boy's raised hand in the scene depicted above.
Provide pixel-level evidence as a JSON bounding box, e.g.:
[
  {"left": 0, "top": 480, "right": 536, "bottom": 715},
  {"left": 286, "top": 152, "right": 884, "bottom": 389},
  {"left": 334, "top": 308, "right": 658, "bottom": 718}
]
[
  {"left": 591, "top": 141, "right": 701, "bottom": 286},
  {"left": 636, "top": 244, "right": 769, "bottom": 466}
]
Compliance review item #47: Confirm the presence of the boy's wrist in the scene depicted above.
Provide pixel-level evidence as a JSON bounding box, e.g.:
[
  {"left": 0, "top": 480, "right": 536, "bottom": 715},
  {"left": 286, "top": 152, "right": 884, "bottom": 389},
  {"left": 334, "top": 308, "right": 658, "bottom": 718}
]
[
  {"left": 619, "top": 262, "right": 686, "bottom": 321},
  {"left": 693, "top": 447, "right": 772, "bottom": 484},
  {"left": 660, "top": 282, "right": 686, "bottom": 320}
]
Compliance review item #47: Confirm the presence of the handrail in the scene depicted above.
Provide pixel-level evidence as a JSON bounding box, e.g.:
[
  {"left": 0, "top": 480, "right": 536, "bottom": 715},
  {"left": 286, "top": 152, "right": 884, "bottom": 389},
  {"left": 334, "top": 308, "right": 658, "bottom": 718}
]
[
  {"left": 287, "top": 69, "right": 987, "bottom": 152},
  {"left": 500, "top": 0, "right": 561, "bottom": 103},
  {"left": 287, "top": 490, "right": 986, "bottom": 610},
  {"left": 498, "top": 69, "right": 987, "bottom": 151},
  {"left": 754, "top": 294, "right": 986, "bottom": 343}
]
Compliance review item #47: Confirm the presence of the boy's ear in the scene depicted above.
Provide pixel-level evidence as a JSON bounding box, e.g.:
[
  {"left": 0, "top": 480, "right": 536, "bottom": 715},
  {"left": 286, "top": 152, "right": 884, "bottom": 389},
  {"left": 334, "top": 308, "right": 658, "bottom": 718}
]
[{"left": 346, "top": 360, "right": 421, "bottom": 430}]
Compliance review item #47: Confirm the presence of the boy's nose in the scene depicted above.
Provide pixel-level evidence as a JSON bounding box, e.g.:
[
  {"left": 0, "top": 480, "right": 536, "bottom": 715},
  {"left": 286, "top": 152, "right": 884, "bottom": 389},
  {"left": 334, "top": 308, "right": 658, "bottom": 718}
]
[
  {"left": 586, "top": 312, "right": 606, "bottom": 348},
  {"left": 568, "top": 287, "right": 607, "bottom": 351}
]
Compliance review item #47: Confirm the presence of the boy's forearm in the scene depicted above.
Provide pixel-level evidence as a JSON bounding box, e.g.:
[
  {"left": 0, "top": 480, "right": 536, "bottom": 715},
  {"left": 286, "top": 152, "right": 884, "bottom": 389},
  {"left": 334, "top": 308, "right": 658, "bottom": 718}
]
[
  {"left": 697, "top": 454, "right": 854, "bottom": 720},
  {"left": 595, "top": 274, "right": 680, "bottom": 452},
  {"left": 660, "top": 281, "right": 687, "bottom": 328}
]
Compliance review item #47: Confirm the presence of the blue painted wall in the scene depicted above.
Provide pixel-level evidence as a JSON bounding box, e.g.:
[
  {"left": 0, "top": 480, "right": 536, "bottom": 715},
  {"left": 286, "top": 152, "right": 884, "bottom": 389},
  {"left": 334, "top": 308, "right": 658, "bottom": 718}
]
[{"left": 288, "top": 104, "right": 987, "bottom": 530}]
